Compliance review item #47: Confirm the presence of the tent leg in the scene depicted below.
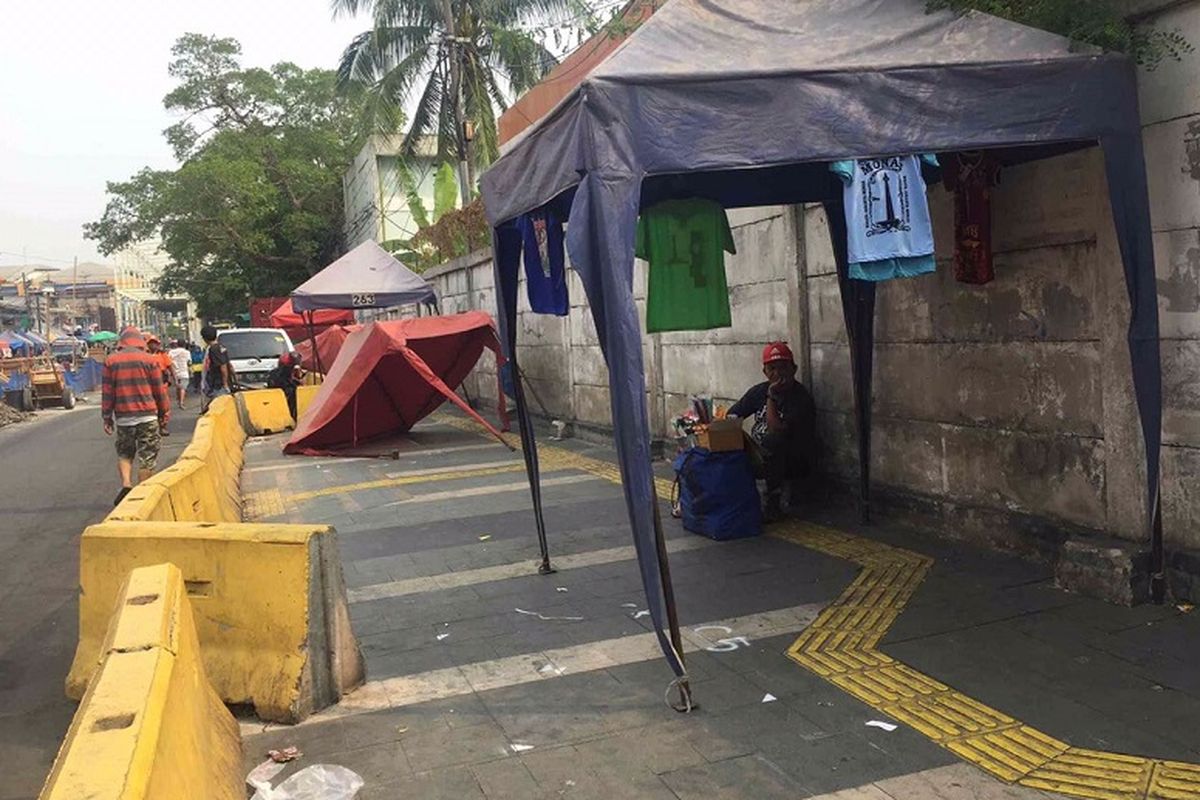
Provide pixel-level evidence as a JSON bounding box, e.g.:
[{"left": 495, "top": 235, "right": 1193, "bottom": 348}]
[
  {"left": 306, "top": 310, "right": 325, "bottom": 376},
  {"left": 514, "top": 370, "right": 554, "bottom": 575},
  {"left": 826, "top": 200, "right": 875, "bottom": 525},
  {"left": 652, "top": 493, "right": 692, "bottom": 712}
]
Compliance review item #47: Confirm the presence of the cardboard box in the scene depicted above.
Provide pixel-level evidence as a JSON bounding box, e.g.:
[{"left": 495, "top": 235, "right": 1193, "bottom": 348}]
[{"left": 698, "top": 418, "right": 744, "bottom": 452}]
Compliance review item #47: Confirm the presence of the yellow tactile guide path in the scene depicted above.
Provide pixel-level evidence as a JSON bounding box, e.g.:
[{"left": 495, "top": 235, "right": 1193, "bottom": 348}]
[{"left": 272, "top": 414, "right": 1200, "bottom": 800}]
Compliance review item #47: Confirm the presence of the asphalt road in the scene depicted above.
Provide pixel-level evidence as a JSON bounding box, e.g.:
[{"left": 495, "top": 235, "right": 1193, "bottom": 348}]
[{"left": 0, "top": 397, "right": 198, "bottom": 800}]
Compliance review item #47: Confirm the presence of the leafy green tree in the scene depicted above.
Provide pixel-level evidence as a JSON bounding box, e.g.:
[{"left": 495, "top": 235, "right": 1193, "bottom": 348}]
[
  {"left": 85, "top": 35, "right": 364, "bottom": 319},
  {"left": 333, "top": 0, "right": 601, "bottom": 168},
  {"left": 926, "top": 0, "right": 1191, "bottom": 67}
]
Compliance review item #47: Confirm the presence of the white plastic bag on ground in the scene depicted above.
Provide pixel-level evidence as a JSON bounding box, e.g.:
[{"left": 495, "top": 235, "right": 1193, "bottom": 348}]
[{"left": 248, "top": 760, "right": 364, "bottom": 800}]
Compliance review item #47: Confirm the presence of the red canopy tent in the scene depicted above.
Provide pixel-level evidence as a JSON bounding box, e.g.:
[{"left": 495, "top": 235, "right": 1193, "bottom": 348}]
[
  {"left": 284, "top": 312, "right": 510, "bottom": 455},
  {"left": 269, "top": 299, "right": 355, "bottom": 343},
  {"left": 295, "top": 323, "right": 360, "bottom": 373}
]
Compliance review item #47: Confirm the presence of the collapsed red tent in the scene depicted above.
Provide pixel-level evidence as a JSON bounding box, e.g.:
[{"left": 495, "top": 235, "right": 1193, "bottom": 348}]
[
  {"left": 295, "top": 323, "right": 360, "bottom": 373},
  {"left": 269, "top": 299, "right": 355, "bottom": 343},
  {"left": 284, "top": 312, "right": 510, "bottom": 455}
]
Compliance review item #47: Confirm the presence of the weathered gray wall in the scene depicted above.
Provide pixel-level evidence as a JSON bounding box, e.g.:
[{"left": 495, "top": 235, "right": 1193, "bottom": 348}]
[
  {"left": 426, "top": 1, "right": 1200, "bottom": 558},
  {"left": 1137, "top": 0, "right": 1200, "bottom": 552},
  {"left": 426, "top": 205, "right": 803, "bottom": 434}
]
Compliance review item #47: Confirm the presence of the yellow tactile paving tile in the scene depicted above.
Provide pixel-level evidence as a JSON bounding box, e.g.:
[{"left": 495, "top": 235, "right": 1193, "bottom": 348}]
[{"left": 425, "top": 412, "right": 1200, "bottom": 800}]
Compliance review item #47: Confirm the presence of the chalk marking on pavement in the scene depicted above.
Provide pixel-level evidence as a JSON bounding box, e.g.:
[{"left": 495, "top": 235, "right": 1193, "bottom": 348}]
[
  {"left": 430, "top": 412, "right": 1200, "bottom": 799},
  {"left": 348, "top": 536, "right": 719, "bottom": 603},
  {"left": 381, "top": 474, "right": 600, "bottom": 507},
  {"left": 241, "top": 602, "right": 824, "bottom": 736}
]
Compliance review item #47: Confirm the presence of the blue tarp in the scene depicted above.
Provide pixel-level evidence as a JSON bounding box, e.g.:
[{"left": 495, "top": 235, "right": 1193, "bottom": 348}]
[
  {"left": 64, "top": 358, "right": 103, "bottom": 394},
  {"left": 481, "top": 0, "right": 1167, "bottom": 686}
]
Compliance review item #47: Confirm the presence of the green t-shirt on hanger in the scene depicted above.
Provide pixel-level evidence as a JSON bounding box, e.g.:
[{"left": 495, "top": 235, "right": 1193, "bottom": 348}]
[{"left": 636, "top": 198, "right": 737, "bottom": 333}]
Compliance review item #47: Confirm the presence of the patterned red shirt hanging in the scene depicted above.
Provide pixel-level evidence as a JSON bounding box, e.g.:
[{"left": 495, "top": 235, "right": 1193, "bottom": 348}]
[{"left": 943, "top": 153, "right": 1002, "bottom": 285}]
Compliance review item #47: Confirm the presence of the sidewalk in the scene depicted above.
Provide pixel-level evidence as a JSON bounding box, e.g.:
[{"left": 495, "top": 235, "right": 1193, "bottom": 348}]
[{"left": 239, "top": 413, "right": 1200, "bottom": 799}]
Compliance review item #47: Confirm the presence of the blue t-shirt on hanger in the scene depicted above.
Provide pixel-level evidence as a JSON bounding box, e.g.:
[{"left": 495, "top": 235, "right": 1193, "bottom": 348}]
[
  {"left": 830, "top": 154, "right": 939, "bottom": 282},
  {"left": 517, "top": 209, "right": 569, "bottom": 316}
]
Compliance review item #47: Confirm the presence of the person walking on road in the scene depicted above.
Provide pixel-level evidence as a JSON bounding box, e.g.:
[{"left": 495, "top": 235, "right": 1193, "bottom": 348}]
[
  {"left": 167, "top": 339, "right": 191, "bottom": 409},
  {"left": 101, "top": 327, "right": 170, "bottom": 506},
  {"left": 200, "top": 324, "right": 236, "bottom": 413},
  {"left": 146, "top": 335, "right": 176, "bottom": 435}
]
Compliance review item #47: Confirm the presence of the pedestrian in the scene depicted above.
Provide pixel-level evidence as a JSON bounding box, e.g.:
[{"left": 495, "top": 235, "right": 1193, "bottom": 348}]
[
  {"left": 101, "top": 327, "right": 170, "bottom": 506},
  {"left": 200, "top": 324, "right": 236, "bottom": 413},
  {"left": 146, "top": 335, "right": 176, "bottom": 435},
  {"left": 266, "top": 351, "right": 305, "bottom": 420},
  {"left": 167, "top": 339, "right": 191, "bottom": 409}
]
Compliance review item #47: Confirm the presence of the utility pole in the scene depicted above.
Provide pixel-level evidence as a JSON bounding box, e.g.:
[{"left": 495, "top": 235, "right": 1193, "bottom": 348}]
[{"left": 440, "top": 0, "right": 473, "bottom": 207}]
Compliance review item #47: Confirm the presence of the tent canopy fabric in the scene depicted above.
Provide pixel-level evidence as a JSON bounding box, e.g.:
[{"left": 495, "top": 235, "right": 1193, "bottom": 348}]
[
  {"left": 480, "top": 0, "right": 1163, "bottom": 681},
  {"left": 291, "top": 241, "right": 437, "bottom": 312},
  {"left": 295, "top": 323, "right": 361, "bottom": 373},
  {"left": 269, "top": 299, "right": 355, "bottom": 330},
  {"left": 284, "top": 312, "right": 509, "bottom": 455},
  {"left": 0, "top": 330, "right": 32, "bottom": 351}
]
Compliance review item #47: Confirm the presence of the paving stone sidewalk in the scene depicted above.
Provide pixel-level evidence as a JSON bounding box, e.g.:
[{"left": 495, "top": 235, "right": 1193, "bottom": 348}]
[{"left": 238, "top": 415, "right": 1200, "bottom": 799}]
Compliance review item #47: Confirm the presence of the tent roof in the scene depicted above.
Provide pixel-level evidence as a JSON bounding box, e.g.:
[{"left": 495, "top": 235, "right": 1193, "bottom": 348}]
[
  {"left": 483, "top": 0, "right": 1136, "bottom": 225},
  {"left": 291, "top": 240, "right": 437, "bottom": 312},
  {"left": 269, "top": 298, "right": 355, "bottom": 328}
]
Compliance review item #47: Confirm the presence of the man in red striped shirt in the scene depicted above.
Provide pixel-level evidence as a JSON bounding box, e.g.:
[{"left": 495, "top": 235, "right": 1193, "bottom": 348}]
[{"left": 102, "top": 327, "right": 171, "bottom": 505}]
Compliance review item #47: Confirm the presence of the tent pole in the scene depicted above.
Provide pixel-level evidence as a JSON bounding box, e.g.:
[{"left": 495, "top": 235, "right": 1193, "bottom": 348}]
[
  {"left": 306, "top": 310, "right": 325, "bottom": 376},
  {"left": 512, "top": 362, "right": 554, "bottom": 574},
  {"left": 652, "top": 490, "right": 691, "bottom": 712},
  {"left": 825, "top": 200, "right": 874, "bottom": 524}
]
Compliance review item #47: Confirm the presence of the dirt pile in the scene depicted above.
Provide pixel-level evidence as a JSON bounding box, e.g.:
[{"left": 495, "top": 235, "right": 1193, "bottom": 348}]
[{"left": 0, "top": 403, "right": 32, "bottom": 428}]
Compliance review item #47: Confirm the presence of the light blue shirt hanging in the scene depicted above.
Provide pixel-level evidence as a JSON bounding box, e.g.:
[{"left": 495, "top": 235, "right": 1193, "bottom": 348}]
[{"left": 830, "top": 154, "right": 938, "bottom": 282}]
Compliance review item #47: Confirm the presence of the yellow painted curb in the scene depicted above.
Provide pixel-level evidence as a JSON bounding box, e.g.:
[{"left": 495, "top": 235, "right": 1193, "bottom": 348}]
[
  {"left": 41, "top": 563, "right": 242, "bottom": 800},
  {"left": 236, "top": 388, "right": 295, "bottom": 435},
  {"left": 67, "top": 521, "right": 365, "bottom": 723}
]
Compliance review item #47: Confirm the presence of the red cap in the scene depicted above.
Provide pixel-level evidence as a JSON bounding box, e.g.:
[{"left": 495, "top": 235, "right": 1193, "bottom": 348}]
[
  {"left": 118, "top": 327, "right": 146, "bottom": 350},
  {"left": 762, "top": 341, "right": 794, "bottom": 365}
]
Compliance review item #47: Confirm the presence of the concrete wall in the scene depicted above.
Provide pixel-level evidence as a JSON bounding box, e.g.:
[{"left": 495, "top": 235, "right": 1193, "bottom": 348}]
[
  {"left": 426, "top": 205, "right": 804, "bottom": 437},
  {"left": 1135, "top": 0, "right": 1200, "bottom": 553},
  {"left": 425, "top": 1, "right": 1200, "bottom": 563}
]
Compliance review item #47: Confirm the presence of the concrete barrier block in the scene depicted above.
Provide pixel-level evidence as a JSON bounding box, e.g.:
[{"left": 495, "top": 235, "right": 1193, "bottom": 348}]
[
  {"left": 206, "top": 394, "right": 248, "bottom": 457},
  {"left": 296, "top": 384, "right": 321, "bottom": 422},
  {"left": 42, "top": 563, "right": 242, "bottom": 800},
  {"left": 179, "top": 424, "right": 242, "bottom": 522},
  {"left": 67, "top": 521, "right": 365, "bottom": 724},
  {"left": 236, "top": 388, "right": 295, "bottom": 435},
  {"left": 107, "top": 483, "right": 175, "bottom": 522}
]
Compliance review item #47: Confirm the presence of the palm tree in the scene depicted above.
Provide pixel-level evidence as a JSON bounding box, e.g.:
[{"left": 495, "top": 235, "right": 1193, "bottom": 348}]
[{"left": 333, "top": 0, "right": 602, "bottom": 171}]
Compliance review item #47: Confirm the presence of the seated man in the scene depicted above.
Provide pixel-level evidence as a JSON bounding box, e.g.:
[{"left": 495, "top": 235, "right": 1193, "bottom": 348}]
[{"left": 728, "top": 341, "right": 816, "bottom": 520}]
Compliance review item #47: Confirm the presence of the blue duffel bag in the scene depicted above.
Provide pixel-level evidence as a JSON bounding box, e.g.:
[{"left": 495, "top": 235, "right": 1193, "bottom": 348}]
[{"left": 671, "top": 447, "right": 762, "bottom": 540}]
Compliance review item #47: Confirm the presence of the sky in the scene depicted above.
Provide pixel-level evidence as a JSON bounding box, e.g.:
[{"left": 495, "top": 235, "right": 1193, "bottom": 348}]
[{"left": 0, "top": 0, "right": 370, "bottom": 269}]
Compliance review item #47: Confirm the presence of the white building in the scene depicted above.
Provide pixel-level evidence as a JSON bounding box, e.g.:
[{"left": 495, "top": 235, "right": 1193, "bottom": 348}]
[
  {"left": 343, "top": 135, "right": 441, "bottom": 249},
  {"left": 111, "top": 240, "right": 198, "bottom": 341}
]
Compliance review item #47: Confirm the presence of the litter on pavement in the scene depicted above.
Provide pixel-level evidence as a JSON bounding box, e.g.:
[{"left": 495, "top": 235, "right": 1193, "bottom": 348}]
[
  {"left": 268, "top": 746, "right": 302, "bottom": 763},
  {"left": 514, "top": 607, "right": 584, "bottom": 621},
  {"left": 866, "top": 720, "right": 898, "bottom": 732},
  {"left": 248, "top": 760, "right": 364, "bottom": 800}
]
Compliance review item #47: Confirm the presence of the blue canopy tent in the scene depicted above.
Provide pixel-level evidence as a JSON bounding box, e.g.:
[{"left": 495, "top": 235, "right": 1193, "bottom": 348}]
[
  {"left": 0, "top": 330, "right": 34, "bottom": 354},
  {"left": 480, "top": 0, "right": 1164, "bottom": 706}
]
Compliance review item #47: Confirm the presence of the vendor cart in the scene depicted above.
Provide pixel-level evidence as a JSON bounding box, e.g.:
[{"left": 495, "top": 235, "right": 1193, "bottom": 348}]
[{"left": 27, "top": 360, "right": 75, "bottom": 410}]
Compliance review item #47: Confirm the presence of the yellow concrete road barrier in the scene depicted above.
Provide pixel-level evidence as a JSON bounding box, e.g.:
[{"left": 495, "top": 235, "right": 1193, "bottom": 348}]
[
  {"left": 41, "top": 563, "right": 242, "bottom": 800},
  {"left": 67, "top": 521, "right": 365, "bottom": 723},
  {"left": 206, "top": 394, "right": 247, "bottom": 463},
  {"left": 295, "top": 384, "right": 321, "bottom": 423},
  {"left": 108, "top": 483, "right": 175, "bottom": 523},
  {"left": 236, "top": 388, "right": 295, "bottom": 435}
]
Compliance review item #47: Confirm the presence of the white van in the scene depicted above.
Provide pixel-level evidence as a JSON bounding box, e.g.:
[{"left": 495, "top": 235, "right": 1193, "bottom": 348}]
[{"left": 216, "top": 328, "right": 294, "bottom": 389}]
